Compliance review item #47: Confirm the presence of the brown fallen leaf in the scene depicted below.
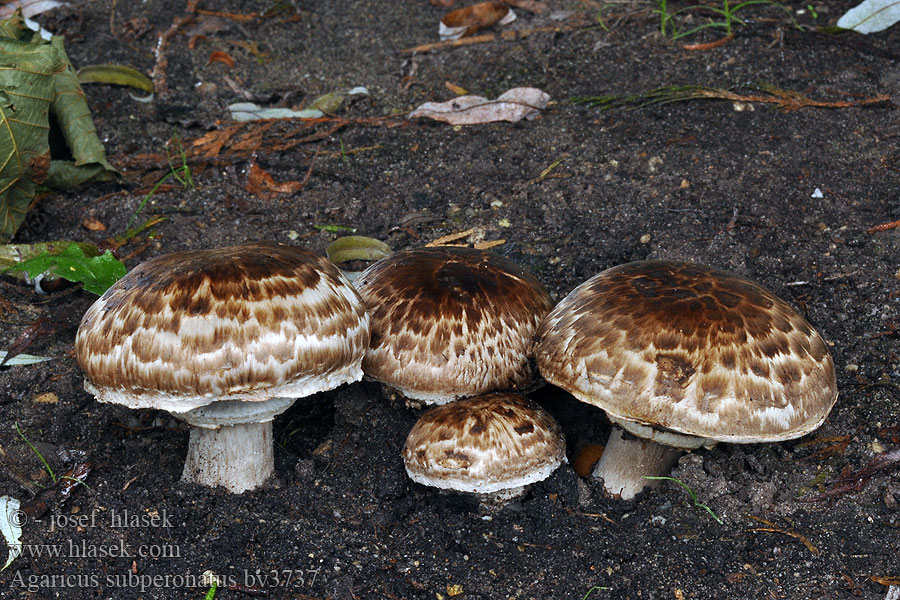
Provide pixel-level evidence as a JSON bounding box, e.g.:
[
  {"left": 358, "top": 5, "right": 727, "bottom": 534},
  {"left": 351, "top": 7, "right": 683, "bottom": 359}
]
[
  {"left": 409, "top": 87, "right": 550, "bottom": 125},
  {"left": 503, "top": 0, "right": 548, "bottom": 14},
  {"left": 802, "top": 448, "right": 900, "bottom": 502},
  {"left": 245, "top": 161, "right": 305, "bottom": 200},
  {"left": 21, "top": 461, "right": 92, "bottom": 520},
  {"left": 445, "top": 80, "right": 469, "bottom": 95},
  {"left": 207, "top": 50, "right": 236, "bottom": 68},
  {"left": 440, "top": 1, "right": 515, "bottom": 40},
  {"left": 81, "top": 217, "right": 106, "bottom": 231}
]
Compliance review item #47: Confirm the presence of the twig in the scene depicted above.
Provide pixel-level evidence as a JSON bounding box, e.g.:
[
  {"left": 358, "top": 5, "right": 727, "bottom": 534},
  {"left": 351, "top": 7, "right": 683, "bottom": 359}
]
[
  {"left": 867, "top": 218, "right": 900, "bottom": 234},
  {"left": 296, "top": 148, "right": 319, "bottom": 192},
  {"left": 801, "top": 448, "right": 900, "bottom": 502},
  {"left": 683, "top": 34, "right": 733, "bottom": 51},
  {"left": 575, "top": 84, "right": 891, "bottom": 113},
  {"left": 691, "top": 87, "right": 889, "bottom": 111},
  {"left": 109, "top": 0, "right": 118, "bottom": 36},
  {"left": 427, "top": 228, "right": 478, "bottom": 246},
  {"left": 151, "top": 0, "right": 200, "bottom": 97},
  {"left": 401, "top": 26, "right": 565, "bottom": 54},
  {"left": 572, "top": 511, "right": 617, "bottom": 525},
  {"left": 746, "top": 515, "right": 820, "bottom": 555}
]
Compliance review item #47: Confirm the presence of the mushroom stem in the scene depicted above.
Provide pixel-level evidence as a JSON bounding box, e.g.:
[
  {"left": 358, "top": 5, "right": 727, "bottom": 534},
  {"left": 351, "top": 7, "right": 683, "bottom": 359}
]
[
  {"left": 182, "top": 422, "right": 274, "bottom": 493},
  {"left": 592, "top": 427, "right": 681, "bottom": 500}
]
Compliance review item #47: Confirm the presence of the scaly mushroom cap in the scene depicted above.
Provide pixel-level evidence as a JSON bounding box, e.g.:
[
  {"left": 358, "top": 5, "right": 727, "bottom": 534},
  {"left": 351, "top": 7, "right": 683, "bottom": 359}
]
[
  {"left": 402, "top": 393, "right": 566, "bottom": 494},
  {"left": 75, "top": 243, "right": 370, "bottom": 414},
  {"left": 536, "top": 261, "right": 837, "bottom": 443},
  {"left": 356, "top": 247, "right": 553, "bottom": 403}
]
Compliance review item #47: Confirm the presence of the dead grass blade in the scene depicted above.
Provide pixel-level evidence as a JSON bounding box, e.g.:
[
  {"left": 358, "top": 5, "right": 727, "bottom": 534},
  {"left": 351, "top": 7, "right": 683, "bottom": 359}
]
[
  {"left": 574, "top": 83, "right": 890, "bottom": 112},
  {"left": 746, "top": 515, "right": 820, "bottom": 555}
]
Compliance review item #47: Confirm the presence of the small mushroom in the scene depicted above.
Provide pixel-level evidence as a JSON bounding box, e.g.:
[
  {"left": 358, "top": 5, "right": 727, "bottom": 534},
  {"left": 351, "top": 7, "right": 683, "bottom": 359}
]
[
  {"left": 402, "top": 392, "right": 566, "bottom": 503},
  {"left": 536, "top": 260, "right": 838, "bottom": 500},
  {"left": 355, "top": 246, "right": 553, "bottom": 404},
  {"left": 75, "top": 243, "right": 370, "bottom": 493}
]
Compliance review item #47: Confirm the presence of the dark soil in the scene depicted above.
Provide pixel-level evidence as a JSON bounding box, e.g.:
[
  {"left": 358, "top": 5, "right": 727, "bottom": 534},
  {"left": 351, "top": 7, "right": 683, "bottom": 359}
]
[{"left": 2, "top": 1, "right": 900, "bottom": 598}]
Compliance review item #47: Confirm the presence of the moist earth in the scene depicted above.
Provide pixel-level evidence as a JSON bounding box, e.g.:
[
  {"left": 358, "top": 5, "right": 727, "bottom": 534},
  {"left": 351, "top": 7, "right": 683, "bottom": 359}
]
[{"left": 1, "top": 1, "right": 899, "bottom": 599}]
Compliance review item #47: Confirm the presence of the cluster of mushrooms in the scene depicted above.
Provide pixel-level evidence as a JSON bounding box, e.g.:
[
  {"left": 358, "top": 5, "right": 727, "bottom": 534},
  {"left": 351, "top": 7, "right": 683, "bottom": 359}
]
[{"left": 75, "top": 242, "right": 838, "bottom": 501}]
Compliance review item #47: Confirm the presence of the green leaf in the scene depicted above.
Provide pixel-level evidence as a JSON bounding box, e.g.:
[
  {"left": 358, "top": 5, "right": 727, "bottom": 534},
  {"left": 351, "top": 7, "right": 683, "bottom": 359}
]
[
  {"left": 76, "top": 64, "right": 153, "bottom": 93},
  {"left": 326, "top": 236, "right": 392, "bottom": 264},
  {"left": 0, "top": 13, "right": 118, "bottom": 243},
  {"left": 314, "top": 224, "right": 357, "bottom": 233},
  {"left": 8, "top": 243, "right": 126, "bottom": 295}
]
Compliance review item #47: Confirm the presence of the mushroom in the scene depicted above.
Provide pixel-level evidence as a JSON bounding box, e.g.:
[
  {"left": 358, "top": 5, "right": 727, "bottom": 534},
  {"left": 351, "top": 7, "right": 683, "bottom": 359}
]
[
  {"left": 75, "top": 243, "right": 370, "bottom": 493},
  {"left": 536, "top": 260, "right": 838, "bottom": 500},
  {"left": 355, "top": 246, "right": 553, "bottom": 405},
  {"left": 402, "top": 392, "right": 566, "bottom": 503}
]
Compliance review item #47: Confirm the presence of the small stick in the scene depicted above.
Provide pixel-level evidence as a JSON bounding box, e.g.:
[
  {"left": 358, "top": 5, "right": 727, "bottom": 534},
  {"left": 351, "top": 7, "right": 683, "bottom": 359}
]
[
  {"left": 427, "top": 228, "right": 478, "bottom": 246},
  {"left": 692, "top": 89, "right": 890, "bottom": 111},
  {"left": 747, "top": 515, "right": 820, "bottom": 555},
  {"left": 151, "top": 0, "right": 200, "bottom": 97},
  {"left": 683, "top": 34, "right": 733, "bottom": 51},
  {"left": 867, "top": 218, "right": 900, "bottom": 234}
]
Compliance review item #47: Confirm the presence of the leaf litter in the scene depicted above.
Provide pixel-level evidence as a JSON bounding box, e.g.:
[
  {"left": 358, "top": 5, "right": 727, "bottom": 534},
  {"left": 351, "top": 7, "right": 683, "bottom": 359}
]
[
  {"left": 409, "top": 87, "right": 550, "bottom": 124},
  {"left": 440, "top": 1, "right": 516, "bottom": 40}
]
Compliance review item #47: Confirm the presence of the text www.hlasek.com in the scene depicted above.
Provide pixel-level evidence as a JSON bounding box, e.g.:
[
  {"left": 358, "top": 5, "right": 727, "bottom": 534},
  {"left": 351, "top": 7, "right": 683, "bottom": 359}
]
[
  {"left": 15, "top": 538, "right": 180, "bottom": 559},
  {"left": 10, "top": 569, "right": 323, "bottom": 593}
]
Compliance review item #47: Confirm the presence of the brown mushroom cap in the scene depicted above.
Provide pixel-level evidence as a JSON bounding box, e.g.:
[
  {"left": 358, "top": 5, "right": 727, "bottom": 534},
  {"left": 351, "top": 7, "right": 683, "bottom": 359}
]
[
  {"left": 356, "top": 247, "right": 553, "bottom": 403},
  {"left": 75, "top": 243, "right": 370, "bottom": 413},
  {"left": 402, "top": 393, "right": 566, "bottom": 494},
  {"left": 536, "top": 260, "right": 837, "bottom": 444}
]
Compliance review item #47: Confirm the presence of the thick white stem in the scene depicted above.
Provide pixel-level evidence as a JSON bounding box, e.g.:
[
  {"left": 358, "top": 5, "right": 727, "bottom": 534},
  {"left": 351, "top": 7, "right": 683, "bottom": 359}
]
[
  {"left": 592, "top": 427, "right": 681, "bottom": 500},
  {"left": 181, "top": 421, "right": 273, "bottom": 493}
]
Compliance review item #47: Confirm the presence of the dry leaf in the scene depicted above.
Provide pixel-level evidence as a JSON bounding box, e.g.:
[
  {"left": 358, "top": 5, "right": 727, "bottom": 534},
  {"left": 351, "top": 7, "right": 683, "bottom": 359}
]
[
  {"left": 81, "top": 217, "right": 106, "bottom": 231},
  {"left": 445, "top": 81, "right": 469, "bottom": 95},
  {"left": 504, "top": 0, "right": 548, "bottom": 14},
  {"left": 440, "top": 1, "right": 516, "bottom": 40},
  {"left": 245, "top": 162, "right": 304, "bottom": 200},
  {"left": 409, "top": 87, "right": 550, "bottom": 125},
  {"left": 0, "top": 1, "right": 67, "bottom": 19},
  {"left": 207, "top": 50, "right": 236, "bottom": 68}
]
